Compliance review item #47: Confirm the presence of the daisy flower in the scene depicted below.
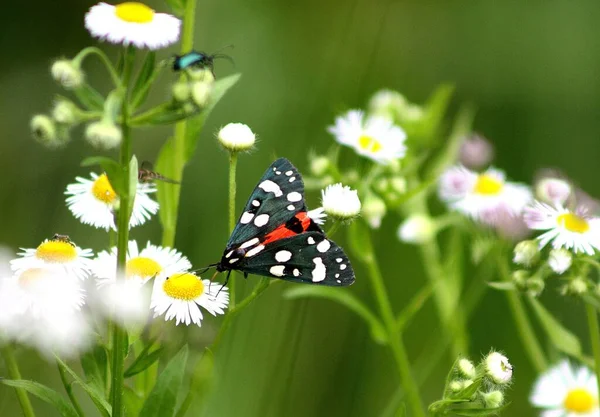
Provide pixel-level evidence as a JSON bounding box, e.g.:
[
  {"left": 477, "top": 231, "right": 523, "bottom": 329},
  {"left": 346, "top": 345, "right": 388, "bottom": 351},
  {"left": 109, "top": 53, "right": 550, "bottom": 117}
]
[
  {"left": 531, "top": 360, "right": 599, "bottom": 417},
  {"left": 327, "top": 110, "right": 407, "bottom": 164},
  {"left": 524, "top": 202, "right": 600, "bottom": 255},
  {"left": 65, "top": 172, "right": 159, "bottom": 231},
  {"left": 85, "top": 2, "right": 181, "bottom": 50},
  {"left": 10, "top": 237, "right": 93, "bottom": 280},
  {"left": 151, "top": 273, "right": 229, "bottom": 326},
  {"left": 439, "top": 165, "right": 532, "bottom": 225},
  {"left": 93, "top": 240, "right": 191, "bottom": 287},
  {"left": 321, "top": 183, "right": 361, "bottom": 220}
]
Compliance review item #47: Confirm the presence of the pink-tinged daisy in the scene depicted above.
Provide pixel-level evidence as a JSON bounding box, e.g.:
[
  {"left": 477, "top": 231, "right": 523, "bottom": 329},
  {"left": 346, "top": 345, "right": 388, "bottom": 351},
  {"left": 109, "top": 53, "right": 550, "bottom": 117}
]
[
  {"left": 439, "top": 166, "right": 532, "bottom": 225},
  {"left": 85, "top": 2, "right": 180, "bottom": 50},
  {"left": 65, "top": 172, "right": 159, "bottom": 231},
  {"left": 10, "top": 237, "right": 93, "bottom": 280},
  {"left": 151, "top": 273, "right": 228, "bottom": 327},
  {"left": 524, "top": 202, "right": 600, "bottom": 255},
  {"left": 327, "top": 110, "right": 406, "bottom": 164},
  {"left": 531, "top": 360, "right": 599, "bottom": 417}
]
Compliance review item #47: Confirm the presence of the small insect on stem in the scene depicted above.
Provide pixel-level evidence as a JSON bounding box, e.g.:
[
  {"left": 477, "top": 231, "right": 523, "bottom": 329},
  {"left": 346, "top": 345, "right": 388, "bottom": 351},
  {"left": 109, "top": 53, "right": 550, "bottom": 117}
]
[{"left": 173, "top": 45, "right": 235, "bottom": 76}]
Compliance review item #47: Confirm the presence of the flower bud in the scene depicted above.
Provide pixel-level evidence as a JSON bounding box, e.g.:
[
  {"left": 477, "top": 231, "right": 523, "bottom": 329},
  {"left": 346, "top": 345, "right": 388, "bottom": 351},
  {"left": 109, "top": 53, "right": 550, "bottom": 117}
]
[
  {"left": 85, "top": 121, "right": 122, "bottom": 149},
  {"left": 362, "top": 194, "right": 386, "bottom": 229},
  {"left": 310, "top": 156, "right": 330, "bottom": 177},
  {"left": 321, "top": 183, "right": 361, "bottom": 221},
  {"left": 30, "top": 114, "right": 60, "bottom": 148},
  {"left": 565, "top": 277, "right": 588, "bottom": 296},
  {"left": 484, "top": 352, "right": 512, "bottom": 385},
  {"left": 548, "top": 248, "right": 572, "bottom": 275},
  {"left": 217, "top": 123, "right": 256, "bottom": 152},
  {"left": 513, "top": 240, "right": 540, "bottom": 267},
  {"left": 448, "top": 380, "right": 464, "bottom": 393},
  {"left": 191, "top": 81, "right": 213, "bottom": 107},
  {"left": 187, "top": 68, "right": 215, "bottom": 83},
  {"left": 51, "top": 59, "right": 84, "bottom": 89},
  {"left": 536, "top": 177, "right": 571, "bottom": 206},
  {"left": 526, "top": 276, "right": 545, "bottom": 297},
  {"left": 390, "top": 177, "right": 407, "bottom": 194},
  {"left": 52, "top": 100, "right": 79, "bottom": 125},
  {"left": 459, "top": 134, "right": 494, "bottom": 170},
  {"left": 482, "top": 390, "right": 504, "bottom": 408},
  {"left": 511, "top": 270, "right": 529, "bottom": 289},
  {"left": 171, "top": 81, "right": 191, "bottom": 102},
  {"left": 368, "top": 89, "right": 407, "bottom": 120},
  {"left": 457, "top": 358, "right": 477, "bottom": 379},
  {"left": 398, "top": 215, "right": 435, "bottom": 244}
]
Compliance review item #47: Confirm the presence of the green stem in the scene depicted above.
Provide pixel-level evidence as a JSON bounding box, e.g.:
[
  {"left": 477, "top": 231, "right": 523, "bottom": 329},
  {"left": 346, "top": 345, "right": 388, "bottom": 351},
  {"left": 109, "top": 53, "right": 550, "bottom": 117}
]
[
  {"left": 362, "top": 230, "right": 425, "bottom": 417},
  {"left": 497, "top": 257, "right": 547, "bottom": 372},
  {"left": 585, "top": 303, "right": 600, "bottom": 403},
  {"left": 161, "top": 0, "right": 198, "bottom": 248},
  {"left": 110, "top": 46, "right": 136, "bottom": 417},
  {"left": 72, "top": 46, "right": 121, "bottom": 87},
  {"left": 228, "top": 152, "right": 238, "bottom": 307},
  {"left": 1, "top": 344, "right": 36, "bottom": 417},
  {"left": 57, "top": 360, "right": 84, "bottom": 417}
]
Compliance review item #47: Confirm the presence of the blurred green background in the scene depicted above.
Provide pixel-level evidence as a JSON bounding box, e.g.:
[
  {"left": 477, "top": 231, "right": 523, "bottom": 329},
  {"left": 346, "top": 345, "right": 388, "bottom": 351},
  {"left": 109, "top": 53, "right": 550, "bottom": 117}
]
[{"left": 2, "top": 0, "right": 600, "bottom": 415}]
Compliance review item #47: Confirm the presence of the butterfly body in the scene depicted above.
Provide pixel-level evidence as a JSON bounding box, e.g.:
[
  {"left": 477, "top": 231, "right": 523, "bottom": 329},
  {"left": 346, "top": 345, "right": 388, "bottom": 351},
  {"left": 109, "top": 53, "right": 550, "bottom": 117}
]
[{"left": 215, "top": 158, "right": 355, "bottom": 286}]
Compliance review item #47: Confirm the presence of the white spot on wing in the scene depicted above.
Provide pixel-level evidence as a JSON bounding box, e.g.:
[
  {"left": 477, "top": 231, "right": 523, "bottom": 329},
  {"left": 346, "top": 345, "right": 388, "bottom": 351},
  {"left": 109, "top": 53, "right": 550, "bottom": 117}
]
[
  {"left": 340, "top": 264, "right": 347, "bottom": 270},
  {"left": 317, "top": 240, "right": 331, "bottom": 253},
  {"left": 287, "top": 204, "right": 295, "bottom": 211},
  {"left": 311, "top": 257, "right": 326, "bottom": 282},
  {"left": 254, "top": 213, "right": 270, "bottom": 227},
  {"left": 258, "top": 180, "right": 283, "bottom": 197},
  {"left": 336, "top": 258, "right": 342, "bottom": 263},
  {"left": 285, "top": 170, "right": 293, "bottom": 176},
  {"left": 336, "top": 279, "right": 341, "bottom": 283},
  {"left": 240, "top": 212, "right": 254, "bottom": 224},
  {"left": 289, "top": 177, "right": 296, "bottom": 183},
  {"left": 240, "top": 238, "right": 260, "bottom": 249},
  {"left": 245, "top": 245, "right": 265, "bottom": 257},
  {"left": 335, "top": 273, "right": 340, "bottom": 278},
  {"left": 275, "top": 250, "right": 292, "bottom": 262},
  {"left": 252, "top": 199, "right": 260, "bottom": 207},
  {"left": 226, "top": 250, "right": 233, "bottom": 258},
  {"left": 276, "top": 171, "right": 281, "bottom": 175},
  {"left": 270, "top": 265, "right": 285, "bottom": 276},
  {"left": 293, "top": 269, "right": 300, "bottom": 277},
  {"left": 229, "top": 258, "right": 239, "bottom": 264},
  {"left": 287, "top": 192, "right": 302, "bottom": 202},
  {"left": 307, "top": 237, "right": 315, "bottom": 245}
]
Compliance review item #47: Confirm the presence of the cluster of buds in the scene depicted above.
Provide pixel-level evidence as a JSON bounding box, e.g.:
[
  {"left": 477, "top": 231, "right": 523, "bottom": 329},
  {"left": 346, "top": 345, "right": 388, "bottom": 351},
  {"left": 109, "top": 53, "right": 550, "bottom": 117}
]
[
  {"left": 429, "top": 352, "right": 512, "bottom": 416},
  {"left": 171, "top": 68, "right": 215, "bottom": 112}
]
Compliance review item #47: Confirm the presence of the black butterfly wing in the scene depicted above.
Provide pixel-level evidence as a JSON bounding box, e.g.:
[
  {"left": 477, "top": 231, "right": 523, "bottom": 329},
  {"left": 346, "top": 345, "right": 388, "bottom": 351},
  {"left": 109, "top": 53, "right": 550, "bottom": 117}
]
[
  {"left": 236, "top": 231, "right": 355, "bottom": 286},
  {"left": 227, "top": 158, "right": 310, "bottom": 248}
]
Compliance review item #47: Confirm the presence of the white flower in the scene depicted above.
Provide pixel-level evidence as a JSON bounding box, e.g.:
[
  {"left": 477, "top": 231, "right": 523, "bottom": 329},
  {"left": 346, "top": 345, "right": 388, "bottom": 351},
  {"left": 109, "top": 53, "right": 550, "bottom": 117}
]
[
  {"left": 217, "top": 123, "right": 256, "bottom": 152},
  {"left": 327, "top": 110, "right": 406, "bottom": 164},
  {"left": 484, "top": 352, "right": 512, "bottom": 385},
  {"left": 524, "top": 202, "right": 600, "bottom": 255},
  {"left": 531, "top": 360, "right": 599, "bottom": 417},
  {"left": 321, "top": 183, "right": 361, "bottom": 220},
  {"left": 398, "top": 215, "right": 436, "bottom": 244},
  {"left": 10, "top": 238, "right": 93, "bottom": 280},
  {"left": 307, "top": 207, "right": 327, "bottom": 225},
  {"left": 65, "top": 172, "right": 159, "bottom": 231},
  {"left": 439, "top": 166, "right": 532, "bottom": 225},
  {"left": 93, "top": 240, "right": 191, "bottom": 287},
  {"left": 548, "top": 248, "right": 573, "bottom": 275},
  {"left": 151, "top": 273, "right": 228, "bottom": 326},
  {"left": 85, "top": 2, "right": 180, "bottom": 50},
  {"left": 536, "top": 178, "right": 572, "bottom": 206}
]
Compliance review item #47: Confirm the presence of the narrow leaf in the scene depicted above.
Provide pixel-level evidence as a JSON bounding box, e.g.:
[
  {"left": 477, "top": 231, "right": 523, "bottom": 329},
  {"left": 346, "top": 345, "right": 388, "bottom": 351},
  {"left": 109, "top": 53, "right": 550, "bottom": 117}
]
[
  {"left": 1, "top": 379, "right": 79, "bottom": 417},
  {"left": 528, "top": 296, "right": 582, "bottom": 358},
  {"left": 131, "top": 51, "right": 156, "bottom": 108},
  {"left": 395, "top": 283, "right": 433, "bottom": 331},
  {"left": 155, "top": 137, "right": 176, "bottom": 234},
  {"left": 487, "top": 281, "right": 516, "bottom": 291},
  {"left": 74, "top": 83, "right": 105, "bottom": 111},
  {"left": 284, "top": 287, "right": 387, "bottom": 344},
  {"left": 55, "top": 356, "right": 111, "bottom": 417},
  {"left": 125, "top": 347, "right": 164, "bottom": 378},
  {"left": 127, "top": 156, "right": 139, "bottom": 221},
  {"left": 124, "top": 385, "right": 144, "bottom": 417},
  {"left": 80, "top": 344, "right": 108, "bottom": 396},
  {"left": 139, "top": 344, "right": 189, "bottom": 417},
  {"left": 164, "top": 0, "right": 185, "bottom": 16}
]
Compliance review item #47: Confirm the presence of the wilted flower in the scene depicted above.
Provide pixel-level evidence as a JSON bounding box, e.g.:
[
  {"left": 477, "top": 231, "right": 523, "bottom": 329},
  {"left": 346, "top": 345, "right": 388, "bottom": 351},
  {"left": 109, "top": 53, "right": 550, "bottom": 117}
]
[
  {"left": 217, "top": 123, "right": 256, "bottom": 152},
  {"left": 458, "top": 134, "right": 494, "bottom": 170}
]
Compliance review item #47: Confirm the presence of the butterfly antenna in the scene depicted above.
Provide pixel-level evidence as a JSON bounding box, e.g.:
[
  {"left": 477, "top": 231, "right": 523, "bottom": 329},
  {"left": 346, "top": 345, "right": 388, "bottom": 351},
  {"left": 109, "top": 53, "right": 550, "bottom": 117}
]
[
  {"left": 211, "top": 53, "right": 236, "bottom": 69},
  {"left": 212, "top": 44, "right": 234, "bottom": 55},
  {"left": 215, "top": 270, "right": 232, "bottom": 298}
]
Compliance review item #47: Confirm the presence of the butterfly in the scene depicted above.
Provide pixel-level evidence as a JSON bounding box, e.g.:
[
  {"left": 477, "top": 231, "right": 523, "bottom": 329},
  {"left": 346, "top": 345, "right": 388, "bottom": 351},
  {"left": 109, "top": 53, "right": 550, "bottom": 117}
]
[
  {"left": 138, "top": 161, "right": 179, "bottom": 184},
  {"left": 210, "top": 158, "right": 355, "bottom": 286}
]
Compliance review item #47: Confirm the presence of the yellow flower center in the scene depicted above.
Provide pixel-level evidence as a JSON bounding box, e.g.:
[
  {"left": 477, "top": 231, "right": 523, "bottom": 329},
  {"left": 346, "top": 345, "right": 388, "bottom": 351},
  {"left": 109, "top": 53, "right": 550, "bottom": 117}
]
[
  {"left": 358, "top": 135, "right": 382, "bottom": 153},
  {"left": 35, "top": 241, "right": 77, "bottom": 263},
  {"left": 18, "top": 268, "right": 49, "bottom": 289},
  {"left": 126, "top": 257, "right": 162, "bottom": 279},
  {"left": 115, "top": 2, "right": 155, "bottom": 23},
  {"left": 557, "top": 213, "right": 590, "bottom": 233},
  {"left": 163, "top": 273, "right": 204, "bottom": 301},
  {"left": 564, "top": 387, "right": 596, "bottom": 413},
  {"left": 474, "top": 174, "right": 503, "bottom": 195},
  {"left": 92, "top": 174, "right": 118, "bottom": 204}
]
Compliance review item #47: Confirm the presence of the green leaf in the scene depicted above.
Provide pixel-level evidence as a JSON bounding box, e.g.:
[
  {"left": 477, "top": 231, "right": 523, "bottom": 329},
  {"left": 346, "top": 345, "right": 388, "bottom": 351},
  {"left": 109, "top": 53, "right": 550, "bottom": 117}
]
[
  {"left": 347, "top": 220, "right": 374, "bottom": 263},
  {"left": 452, "top": 378, "right": 481, "bottom": 400},
  {"left": 55, "top": 356, "right": 112, "bottom": 417},
  {"left": 124, "top": 385, "right": 144, "bottom": 417},
  {"left": 528, "top": 296, "right": 582, "bottom": 358},
  {"left": 155, "top": 137, "right": 177, "bottom": 234},
  {"left": 137, "top": 106, "right": 189, "bottom": 126},
  {"left": 125, "top": 346, "right": 164, "bottom": 378},
  {"left": 131, "top": 51, "right": 156, "bottom": 108},
  {"left": 175, "top": 349, "right": 215, "bottom": 417},
  {"left": 487, "top": 281, "right": 516, "bottom": 291},
  {"left": 1, "top": 379, "right": 79, "bottom": 417},
  {"left": 184, "top": 73, "right": 241, "bottom": 160},
  {"left": 127, "top": 156, "right": 139, "bottom": 220},
  {"left": 451, "top": 404, "right": 509, "bottom": 416},
  {"left": 164, "top": 0, "right": 185, "bottom": 16},
  {"left": 74, "top": 83, "right": 105, "bottom": 111},
  {"left": 284, "top": 287, "right": 387, "bottom": 344},
  {"left": 139, "top": 344, "right": 189, "bottom": 417},
  {"left": 80, "top": 344, "right": 108, "bottom": 396},
  {"left": 395, "top": 283, "right": 433, "bottom": 331},
  {"left": 419, "top": 84, "right": 455, "bottom": 143}
]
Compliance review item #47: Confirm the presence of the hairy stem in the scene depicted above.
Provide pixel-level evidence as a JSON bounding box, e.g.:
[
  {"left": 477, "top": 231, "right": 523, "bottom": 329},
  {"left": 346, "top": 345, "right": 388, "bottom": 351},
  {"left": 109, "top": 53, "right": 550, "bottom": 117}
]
[
  {"left": 228, "top": 152, "right": 238, "bottom": 307},
  {"left": 1, "top": 344, "right": 36, "bottom": 417},
  {"left": 586, "top": 303, "right": 600, "bottom": 403}
]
